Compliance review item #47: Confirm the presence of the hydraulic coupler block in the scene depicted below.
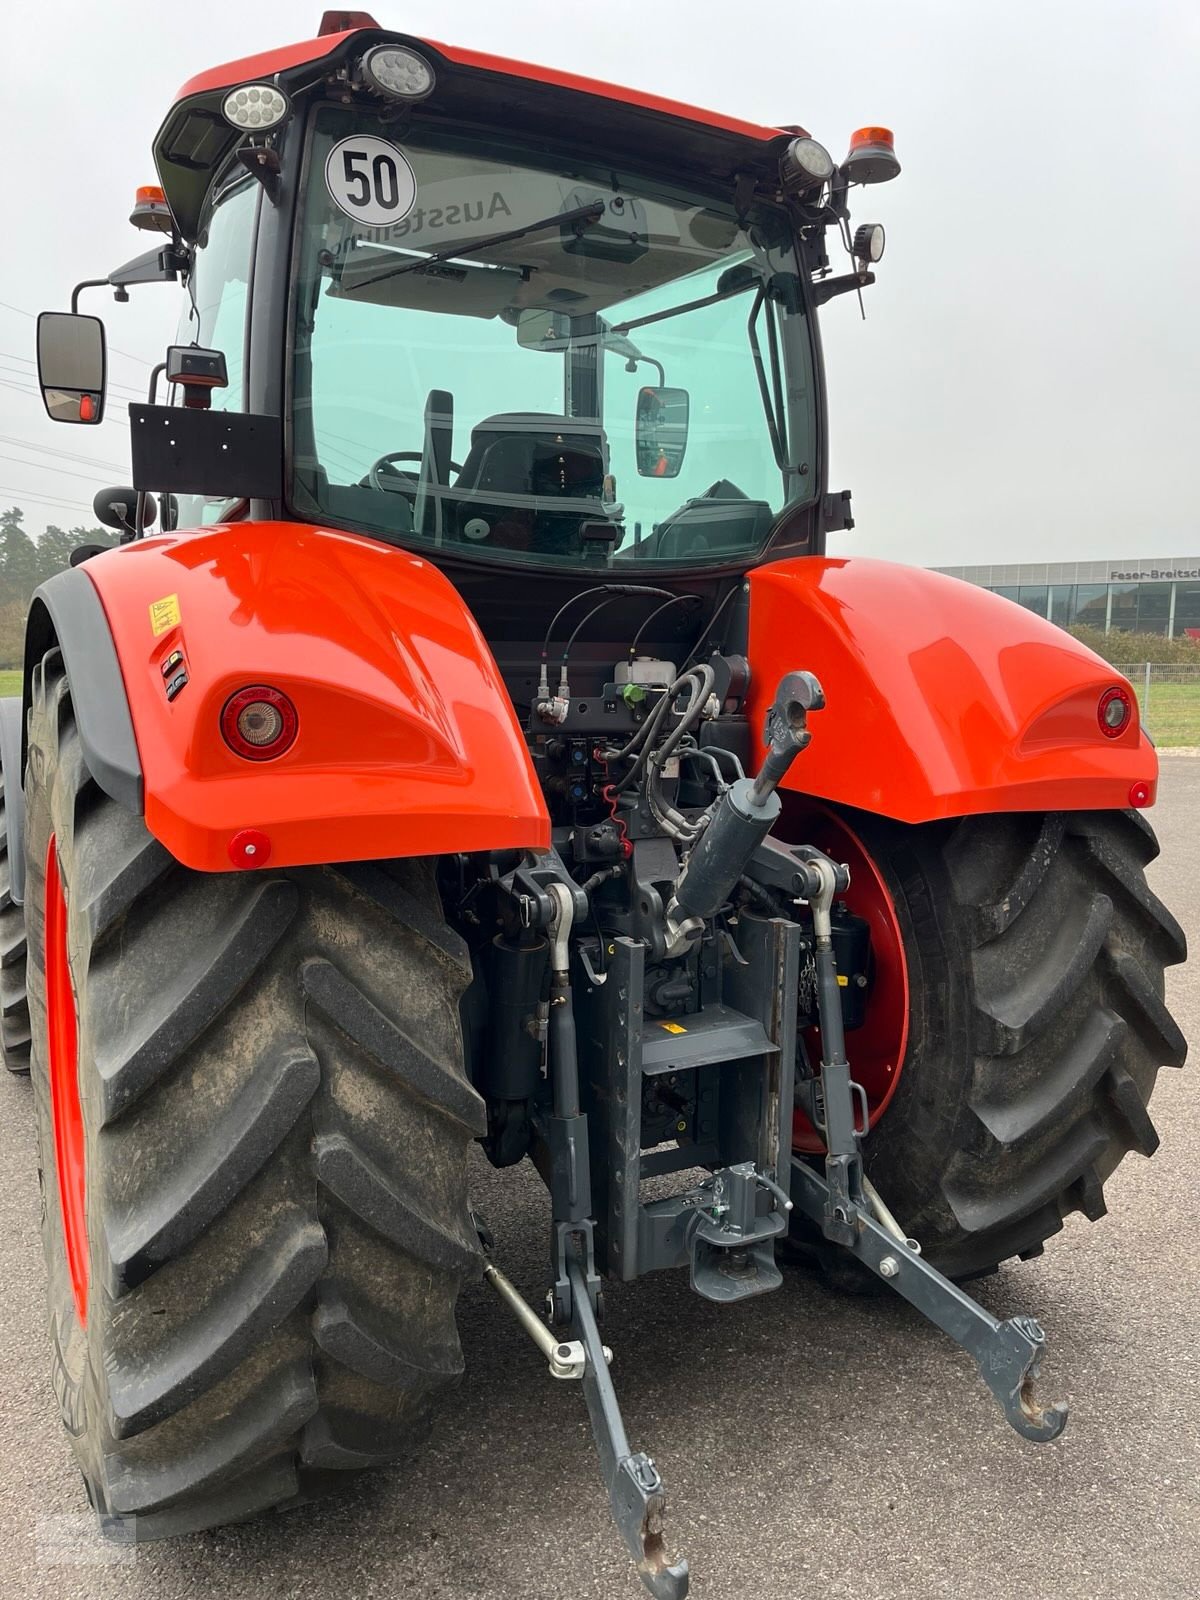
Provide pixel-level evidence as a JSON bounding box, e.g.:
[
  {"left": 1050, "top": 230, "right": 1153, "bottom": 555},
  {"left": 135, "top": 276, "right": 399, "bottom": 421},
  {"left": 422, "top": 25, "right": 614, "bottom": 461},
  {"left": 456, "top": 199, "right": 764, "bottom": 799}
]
[{"left": 668, "top": 672, "right": 823, "bottom": 938}]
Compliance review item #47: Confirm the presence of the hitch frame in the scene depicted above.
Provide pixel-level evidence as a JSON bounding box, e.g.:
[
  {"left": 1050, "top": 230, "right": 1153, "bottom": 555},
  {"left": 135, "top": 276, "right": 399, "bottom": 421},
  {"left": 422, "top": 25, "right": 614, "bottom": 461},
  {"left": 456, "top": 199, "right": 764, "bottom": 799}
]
[{"left": 481, "top": 817, "right": 1067, "bottom": 1598}]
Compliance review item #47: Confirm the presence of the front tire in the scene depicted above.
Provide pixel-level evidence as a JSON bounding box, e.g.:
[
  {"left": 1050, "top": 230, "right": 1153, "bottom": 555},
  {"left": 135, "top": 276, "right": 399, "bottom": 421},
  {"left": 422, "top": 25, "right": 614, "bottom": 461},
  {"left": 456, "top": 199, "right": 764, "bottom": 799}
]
[{"left": 26, "top": 649, "right": 485, "bottom": 1538}]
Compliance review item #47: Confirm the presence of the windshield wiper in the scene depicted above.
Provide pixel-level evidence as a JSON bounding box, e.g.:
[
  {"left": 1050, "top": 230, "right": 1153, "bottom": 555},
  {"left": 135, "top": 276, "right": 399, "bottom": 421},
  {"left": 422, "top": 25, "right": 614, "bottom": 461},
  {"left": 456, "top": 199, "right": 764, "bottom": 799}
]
[
  {"left": 347, "top": 200, "right": 606, "bottom": 294},
  {"left": 611, "top": 262, "right": 760, "bottom": 336}
]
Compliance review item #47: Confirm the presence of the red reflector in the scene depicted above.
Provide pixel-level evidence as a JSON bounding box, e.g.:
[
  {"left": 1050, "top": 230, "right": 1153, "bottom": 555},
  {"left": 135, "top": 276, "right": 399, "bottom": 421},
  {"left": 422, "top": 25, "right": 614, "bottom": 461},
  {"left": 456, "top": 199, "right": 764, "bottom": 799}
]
[
  {"left": 849, "top": 125, "right": 894, "bottom": 151},
  {"left": 220, "top": 685, "right": 298, "bottom": 761},
  {"left": 229, "top": 828, "right": 272, "bottom": 868},
  {"left": 1129, "top": 781, "right": 1151, "bottom": 809},
  {"left": 1098, "top": 686, "right": 1132, "bottom": 738}
]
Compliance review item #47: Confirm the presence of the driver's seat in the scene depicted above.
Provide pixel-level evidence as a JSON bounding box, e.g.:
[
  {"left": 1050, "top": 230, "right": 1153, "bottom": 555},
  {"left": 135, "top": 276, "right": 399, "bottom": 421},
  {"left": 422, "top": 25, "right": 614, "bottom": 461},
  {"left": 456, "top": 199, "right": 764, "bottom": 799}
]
[{"left": 454, "top": 413, "right": 607, "bottom": 502}]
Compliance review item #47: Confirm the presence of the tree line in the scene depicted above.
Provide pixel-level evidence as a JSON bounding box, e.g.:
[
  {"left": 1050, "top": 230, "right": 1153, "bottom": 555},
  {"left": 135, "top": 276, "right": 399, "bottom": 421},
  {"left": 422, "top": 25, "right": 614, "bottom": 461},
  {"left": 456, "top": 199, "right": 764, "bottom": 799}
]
[
  {"left": 1067, "top": 623, "right": 1200, "bottom": 666},
  {"left": 0, "top": 506, "right": 118, "bottom": 668}
]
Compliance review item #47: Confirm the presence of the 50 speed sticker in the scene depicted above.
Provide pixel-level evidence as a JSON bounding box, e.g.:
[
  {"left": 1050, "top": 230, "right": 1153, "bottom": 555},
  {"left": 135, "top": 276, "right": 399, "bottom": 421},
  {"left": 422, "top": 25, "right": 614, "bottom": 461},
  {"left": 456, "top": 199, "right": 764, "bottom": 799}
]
[{"left": 325, "top": 136, "right": 417, "bottom": 228}]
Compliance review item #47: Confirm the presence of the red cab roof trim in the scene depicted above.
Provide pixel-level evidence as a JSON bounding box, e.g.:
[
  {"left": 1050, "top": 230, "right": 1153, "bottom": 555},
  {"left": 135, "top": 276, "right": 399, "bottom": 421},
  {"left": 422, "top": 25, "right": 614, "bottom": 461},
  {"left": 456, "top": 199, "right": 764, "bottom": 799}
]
[
  {"left": 174, "top": 29, "right": 788, "bottom": 145},
  {"left": 175, "top": 29, "right": 355, "bottom": 100},
  {"left": 430, "top": 40, "right": 786, "bottom": 143}
]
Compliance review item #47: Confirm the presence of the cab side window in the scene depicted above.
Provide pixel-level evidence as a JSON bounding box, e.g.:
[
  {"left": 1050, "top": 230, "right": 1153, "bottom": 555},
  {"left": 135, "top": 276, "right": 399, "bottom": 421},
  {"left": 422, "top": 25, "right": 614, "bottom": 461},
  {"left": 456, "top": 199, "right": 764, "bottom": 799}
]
[{"left": 172, "top": 174, "right": 258, "bottom": 526}]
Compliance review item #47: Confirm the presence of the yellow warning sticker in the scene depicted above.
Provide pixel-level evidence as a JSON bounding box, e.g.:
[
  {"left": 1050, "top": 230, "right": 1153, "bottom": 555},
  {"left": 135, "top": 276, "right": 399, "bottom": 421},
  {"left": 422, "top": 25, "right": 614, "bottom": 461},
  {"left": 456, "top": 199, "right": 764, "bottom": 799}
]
[
  {"left": 659, "top": 1021, "right": 688, "bottom": 1035},
  {"left": 149, "top": 594, "right": 181, "bottom": 636},
  {"left": 836, "top": 974, "right": 848, "bottom": 986}
]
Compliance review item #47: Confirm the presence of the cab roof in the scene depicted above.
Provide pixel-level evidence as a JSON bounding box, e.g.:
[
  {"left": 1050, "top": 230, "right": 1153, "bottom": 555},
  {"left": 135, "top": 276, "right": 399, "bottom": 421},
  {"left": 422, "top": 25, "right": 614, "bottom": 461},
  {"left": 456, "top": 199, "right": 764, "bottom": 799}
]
[
  {"left": 174, "top": 21, "right": 791, "bottom": 147},
  {"left": 155, "top": 18, "right": 797, "bottom": 242}
]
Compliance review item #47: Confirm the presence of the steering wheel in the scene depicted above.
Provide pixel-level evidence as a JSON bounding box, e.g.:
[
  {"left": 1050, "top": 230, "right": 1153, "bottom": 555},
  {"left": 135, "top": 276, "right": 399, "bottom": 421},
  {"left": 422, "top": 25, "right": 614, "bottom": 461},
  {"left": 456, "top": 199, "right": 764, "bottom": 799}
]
[{"left": 368, "top": 451, "right": 463, "bottom": 494}]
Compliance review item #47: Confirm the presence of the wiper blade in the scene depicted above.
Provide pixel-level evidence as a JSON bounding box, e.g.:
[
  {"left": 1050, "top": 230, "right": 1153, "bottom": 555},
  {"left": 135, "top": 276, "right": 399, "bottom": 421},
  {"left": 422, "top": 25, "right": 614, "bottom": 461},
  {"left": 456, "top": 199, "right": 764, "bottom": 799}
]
[{"left": 347, "top": 200, "right": 606, "bottom": 295}]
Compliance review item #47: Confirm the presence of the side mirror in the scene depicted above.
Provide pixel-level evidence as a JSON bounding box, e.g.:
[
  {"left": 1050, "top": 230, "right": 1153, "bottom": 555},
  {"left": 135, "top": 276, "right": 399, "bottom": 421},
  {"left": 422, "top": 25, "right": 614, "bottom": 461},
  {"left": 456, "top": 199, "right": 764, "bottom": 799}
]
[
  {"left": 36, "top": 312, "right": 107, "bottom": 424},
  {"left": 93, "top": 486, "right": 156, "bottom": 534},
  {"left": 634, "top": 386, "right": 689, "bottom": 478}
]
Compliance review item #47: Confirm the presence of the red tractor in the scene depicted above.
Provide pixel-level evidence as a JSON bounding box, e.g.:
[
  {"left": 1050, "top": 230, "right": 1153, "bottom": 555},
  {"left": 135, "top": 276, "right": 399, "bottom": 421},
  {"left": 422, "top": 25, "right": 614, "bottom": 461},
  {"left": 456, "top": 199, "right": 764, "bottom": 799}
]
[{"left": 12, "top": 13, "right": 1185, "bottom": 1594}]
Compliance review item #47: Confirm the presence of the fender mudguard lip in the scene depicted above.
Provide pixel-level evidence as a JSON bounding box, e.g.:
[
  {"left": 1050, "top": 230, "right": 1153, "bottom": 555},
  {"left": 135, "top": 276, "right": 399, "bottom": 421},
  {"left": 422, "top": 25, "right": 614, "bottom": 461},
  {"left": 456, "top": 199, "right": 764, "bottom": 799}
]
[
  {"left": 0, "top": 697, "right": 27, "bottom": 904},
  {"left": 746, "top": 556, "right": 1158, "bottom": 823},
  {"left": 73, "top": 521, "right": 550, "bottom": 872},
  {"left": 24, "top": 567, "right": 145, "bottom": 817}
]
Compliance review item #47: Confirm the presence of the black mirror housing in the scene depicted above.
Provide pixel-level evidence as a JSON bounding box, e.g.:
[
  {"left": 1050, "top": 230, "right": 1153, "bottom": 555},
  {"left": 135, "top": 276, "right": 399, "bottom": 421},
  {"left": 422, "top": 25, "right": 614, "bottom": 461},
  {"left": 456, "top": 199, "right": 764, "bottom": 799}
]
[
  {"left": 37, "top": 311, "right": 107, "bottom": 425},
  {"left": 634, "top": 385, "right": 689, "bottom": 478},
  {"left": 93, "top": 485, "right": 156, "bottom": 533}
]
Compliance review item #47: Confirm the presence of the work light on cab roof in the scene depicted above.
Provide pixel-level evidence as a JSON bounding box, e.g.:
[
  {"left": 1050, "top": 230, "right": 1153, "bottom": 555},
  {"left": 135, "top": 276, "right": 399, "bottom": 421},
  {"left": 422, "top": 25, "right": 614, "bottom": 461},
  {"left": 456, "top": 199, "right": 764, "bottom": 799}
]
[
  {"left": 221, "top": 82, "right": 289, "bottom": 131},
  {"left": 357, "top": 43, "right": 436, "bottom": 98}
]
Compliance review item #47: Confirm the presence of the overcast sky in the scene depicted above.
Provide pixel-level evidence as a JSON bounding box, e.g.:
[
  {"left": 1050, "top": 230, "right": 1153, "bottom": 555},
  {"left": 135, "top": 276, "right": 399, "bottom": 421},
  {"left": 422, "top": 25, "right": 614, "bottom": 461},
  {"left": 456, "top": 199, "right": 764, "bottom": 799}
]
[{"left": 2, "top": 0, "right": 1196, "bottom": 565}]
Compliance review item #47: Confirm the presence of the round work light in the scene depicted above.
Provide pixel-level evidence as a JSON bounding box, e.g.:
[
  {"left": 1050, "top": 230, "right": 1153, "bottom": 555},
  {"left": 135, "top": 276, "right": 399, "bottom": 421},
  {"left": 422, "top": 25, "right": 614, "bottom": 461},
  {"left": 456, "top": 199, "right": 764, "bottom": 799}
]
[
  {"left": 782, "top": 136, "right": 835, "bottom": 192},
  {"left": 853, "top": 223, "right": 886, "bottom": 264},
  {"left": 221, "top": 84, "right": 290, "bottom": 131},
  {"left": 360, "top": 45, "right": 436, "bottom": 100}
]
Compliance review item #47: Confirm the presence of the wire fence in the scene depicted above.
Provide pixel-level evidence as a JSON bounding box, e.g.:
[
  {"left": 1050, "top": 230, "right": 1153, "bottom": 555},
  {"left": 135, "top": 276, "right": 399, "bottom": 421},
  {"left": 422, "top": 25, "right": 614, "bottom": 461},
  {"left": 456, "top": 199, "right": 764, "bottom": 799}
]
[{"left": 1129, "top": 663, "right": 1200, "bottom": 748}]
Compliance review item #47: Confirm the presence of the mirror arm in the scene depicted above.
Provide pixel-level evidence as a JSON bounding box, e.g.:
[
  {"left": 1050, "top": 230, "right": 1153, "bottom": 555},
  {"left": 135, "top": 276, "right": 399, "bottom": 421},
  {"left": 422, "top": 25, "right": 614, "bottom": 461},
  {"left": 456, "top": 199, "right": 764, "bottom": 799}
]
[
  {"left": 108, "top": 243, "right": 188, "bottom": 292},
  {"left": 70, "top": 279, "right": 109, "bottom": 315},
  {"left": 625, "top": 355, "right": 665, "bottom": 387},
  {"left": 71, "top": 243, "right": 189, "bottom": 315}
]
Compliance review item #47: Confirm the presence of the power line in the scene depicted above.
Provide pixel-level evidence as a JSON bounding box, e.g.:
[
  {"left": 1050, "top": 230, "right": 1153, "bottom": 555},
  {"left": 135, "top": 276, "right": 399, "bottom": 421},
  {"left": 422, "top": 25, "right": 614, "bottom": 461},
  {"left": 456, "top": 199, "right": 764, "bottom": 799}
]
[
  {"left": 0, "top": 433, "right": 128, "bottom": 475},
  {"left": 0, "top": 377, "right": 131, "bottom": 430},
  {"left": 0, "top": 347, "right": 148, "bottom": 398},
  {"left": 0, "top": 298, "right": 156, "bottom": 369},
  {"left": 0, "top": 360, "right": 146, "bottom": 402},
  {"left": 0, "top": 452, "right": 114, "bottom": 487},
  {"left": 0, "top": 484, "right": 97, "bottom": 515}
]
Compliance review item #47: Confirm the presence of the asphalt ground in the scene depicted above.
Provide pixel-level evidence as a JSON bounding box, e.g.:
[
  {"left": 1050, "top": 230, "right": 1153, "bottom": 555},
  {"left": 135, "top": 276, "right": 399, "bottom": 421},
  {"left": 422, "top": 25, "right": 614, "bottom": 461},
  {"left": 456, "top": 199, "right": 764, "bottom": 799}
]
[{"left": 2, "top": 759, "right": 1197, "bottom": 1600}]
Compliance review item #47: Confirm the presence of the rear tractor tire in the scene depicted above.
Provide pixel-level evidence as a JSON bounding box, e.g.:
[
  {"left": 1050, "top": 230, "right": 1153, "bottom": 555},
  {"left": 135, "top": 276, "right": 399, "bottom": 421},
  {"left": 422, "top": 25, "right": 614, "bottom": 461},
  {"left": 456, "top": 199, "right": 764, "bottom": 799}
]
[
  {"left": 790, "top": 804, "right": 1187, "bottom": 1282},
  {"left": 26, "top": 648, "right": 485, "bottom": 1539}
]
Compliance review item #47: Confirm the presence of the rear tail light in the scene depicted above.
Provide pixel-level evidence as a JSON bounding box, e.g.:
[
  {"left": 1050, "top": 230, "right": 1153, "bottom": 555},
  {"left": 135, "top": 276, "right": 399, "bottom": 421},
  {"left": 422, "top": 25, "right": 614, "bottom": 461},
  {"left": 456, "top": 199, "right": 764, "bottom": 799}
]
[
  {"left": 1098, "top": 686, "right": 1132, "bottom": 738},
  {"left": 221, "top": 686, "right": 298, "bottom": 760}
]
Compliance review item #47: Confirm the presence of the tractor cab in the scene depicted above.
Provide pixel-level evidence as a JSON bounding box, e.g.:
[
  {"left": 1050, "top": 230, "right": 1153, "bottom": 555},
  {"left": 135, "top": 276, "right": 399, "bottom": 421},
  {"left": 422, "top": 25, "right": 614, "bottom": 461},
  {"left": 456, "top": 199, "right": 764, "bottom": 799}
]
[{"left": 38, "top": 17, "right": 893, "bottom": 582}]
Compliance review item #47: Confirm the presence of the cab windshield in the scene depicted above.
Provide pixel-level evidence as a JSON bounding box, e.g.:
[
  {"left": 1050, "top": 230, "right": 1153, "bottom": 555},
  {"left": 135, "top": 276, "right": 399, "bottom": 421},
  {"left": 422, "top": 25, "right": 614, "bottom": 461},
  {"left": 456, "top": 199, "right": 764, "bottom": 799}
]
[{"left": 290, "top": 107, "right": 817, "bottom": 569}]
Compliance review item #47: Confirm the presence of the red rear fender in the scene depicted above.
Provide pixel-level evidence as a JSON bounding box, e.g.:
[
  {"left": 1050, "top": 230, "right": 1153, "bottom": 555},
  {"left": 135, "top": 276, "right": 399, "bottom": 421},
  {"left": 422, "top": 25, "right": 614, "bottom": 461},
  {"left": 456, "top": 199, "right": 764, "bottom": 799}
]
[
  {"left": 79, "top": 522, "right": 549, "bottom": 871},
  {"left": 746, "top": 557, "right": 1156, "bottom": 822}
]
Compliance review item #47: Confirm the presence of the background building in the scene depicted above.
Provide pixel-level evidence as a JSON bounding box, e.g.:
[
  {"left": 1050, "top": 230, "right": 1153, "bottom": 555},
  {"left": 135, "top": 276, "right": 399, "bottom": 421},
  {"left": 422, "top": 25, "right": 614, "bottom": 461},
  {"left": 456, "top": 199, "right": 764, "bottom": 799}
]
[{"left": 934, "top": 557, "right": 1200, "bottom": 637}]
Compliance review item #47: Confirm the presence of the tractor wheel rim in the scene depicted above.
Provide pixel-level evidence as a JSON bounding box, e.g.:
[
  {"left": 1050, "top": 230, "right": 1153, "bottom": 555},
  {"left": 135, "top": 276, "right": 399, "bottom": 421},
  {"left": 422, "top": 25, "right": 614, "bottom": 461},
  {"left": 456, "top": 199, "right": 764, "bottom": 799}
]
[
  {"left": 785, "top": 805, "right": 910, "bottom": 1155},
  {"left": 45, "top": 836, "right": 87, "bottom": 1324}
]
